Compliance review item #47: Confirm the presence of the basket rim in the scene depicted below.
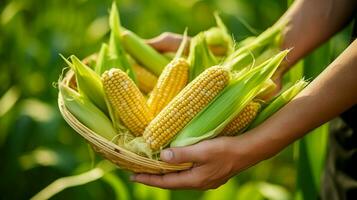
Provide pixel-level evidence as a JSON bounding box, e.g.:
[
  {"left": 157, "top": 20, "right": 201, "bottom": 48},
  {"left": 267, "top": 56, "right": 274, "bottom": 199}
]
[{"left": 58, "top": 69, "right": 192, "bottom": 172}]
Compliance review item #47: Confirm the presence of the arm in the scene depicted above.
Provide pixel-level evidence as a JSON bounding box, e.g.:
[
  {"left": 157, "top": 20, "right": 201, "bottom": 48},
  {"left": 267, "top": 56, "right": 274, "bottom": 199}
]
[
  {"left": 133, "top": 0, "right": 357, "bottom": 189},
  {"left": 132, "top": 38, "right": 357, "bottom": 190},
  {"left": 276, "top": 0, "right": 357, "bottom": 75},
  {"left": 248, "top": 39, "right": 357, "bottom": 159}
]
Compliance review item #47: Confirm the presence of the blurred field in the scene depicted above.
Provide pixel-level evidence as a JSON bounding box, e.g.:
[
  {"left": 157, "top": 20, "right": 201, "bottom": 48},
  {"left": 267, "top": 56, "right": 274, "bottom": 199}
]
[{"left": 0, "top": 0, "right": 352, "bottom": 199}]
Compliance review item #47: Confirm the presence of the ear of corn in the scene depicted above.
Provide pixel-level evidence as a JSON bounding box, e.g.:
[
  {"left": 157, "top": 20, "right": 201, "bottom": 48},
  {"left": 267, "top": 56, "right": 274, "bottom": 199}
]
[
  {"left": 255, "top": 79, "right": 277, "bottom": 101},
  {"left": 132, "top": 64, "right": 158, "bottom": 94},
  {"left": 147, "top": 58, "right": 189, "bottom": 116},
  {"left": 147, "top": 31, "right": 190, "bottom": 116},
  {"left": 121, "top": 30, "right": 169, "bottom": 76},
  {"left": 188, "top": 32, "right": 218, "bottom": 81},
  {"left": 170, "top": 50, "right": 288, "bottom": 147},
  {"left": 102, "top": 68, "right": 153, "bottom": 136},
  {"left": 204, "top": 13, "right": 234, "bottom": 56},
  {"left": 248, "top": 79, "right": 308, "bottom": 129},
  {"left": 143, "top": 66, "right": 230, "bottom": 150},
  {"left": 59, "top": 83, "right": 117, "bottom": 140},
  {"left": 61, "top": 55, "right": 108, "bottom": 114},
  {"left": 220, "top": 101, "right": 261, "bottom": 136},
  {"left": 108, "top": 2, "right": 137, "bottom": 82}
]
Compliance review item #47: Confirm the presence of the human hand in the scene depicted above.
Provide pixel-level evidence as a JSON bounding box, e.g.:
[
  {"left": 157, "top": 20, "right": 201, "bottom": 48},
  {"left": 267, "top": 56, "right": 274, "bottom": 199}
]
[
  {"left": 146, "top": 32, "right": 227, "bottom": 56},
  {"left": 131, "top": 134, "right": 270, "bottom": 190},
  {"left": 146, "top": 32, "right": 189, "bottom": 53}
]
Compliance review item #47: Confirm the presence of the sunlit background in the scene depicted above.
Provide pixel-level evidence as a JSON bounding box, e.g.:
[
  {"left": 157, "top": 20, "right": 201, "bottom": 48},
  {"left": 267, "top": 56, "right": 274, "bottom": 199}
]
[{"left": 0, "top": 0, "right": 353, "bottom": 199}]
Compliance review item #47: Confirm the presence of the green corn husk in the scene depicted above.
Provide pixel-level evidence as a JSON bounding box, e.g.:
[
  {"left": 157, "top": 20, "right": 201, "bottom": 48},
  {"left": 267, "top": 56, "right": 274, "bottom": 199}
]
[
  {"left": 188, "top": 32, "right": 218, "bottom": 81},
  {"left": 235, "top": 36, "right": 256, "bottom": 49},
  {"left": 170, "top": 50, "right": 289, "bottom": 147},
  {"left": 174, "top": 28, "right": 189, "bottom": 59},
  {"left": 248, "top": 79, "right": 308, "bottom": 129},
  {"left": 61, "top": 55, "right": 108, "bottom": 114},
  {"left": 121, "top": 30, "right": 169, "bottom": 76},
  {"left": 231, "top": 23, "right": 284, "bottom": 59},
  {"left": 204, "top": 13, "right": 234, "bottom": 56},
  {"left": 95, "top": 43, "right": 110, "bottom": 75},
  {"left": 95, "top": 42, "right": 127, "bottom": 76},
  {"left": 108, "top": 2, "right": 137, "bottom": 82},
  {"left": 225, "top": 22, "right": 286, "bottom": 72},
  {"left": 59, "top": 83, "right": 117, "bottom": 141}
]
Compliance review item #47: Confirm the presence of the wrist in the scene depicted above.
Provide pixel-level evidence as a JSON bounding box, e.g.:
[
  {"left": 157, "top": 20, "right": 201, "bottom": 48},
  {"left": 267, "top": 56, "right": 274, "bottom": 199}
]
[{"left": 228, "top": 129, "right": 278, "bottom": 173}]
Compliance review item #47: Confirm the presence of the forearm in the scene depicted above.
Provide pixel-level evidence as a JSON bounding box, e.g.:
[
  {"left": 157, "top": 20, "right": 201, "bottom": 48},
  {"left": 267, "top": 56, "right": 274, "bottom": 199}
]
[
  {"left": 277, "top": 0, "right": 356, "bottom": 71},
  {"left": 240, "top": 40, "right": 357, "bottom": 161}
]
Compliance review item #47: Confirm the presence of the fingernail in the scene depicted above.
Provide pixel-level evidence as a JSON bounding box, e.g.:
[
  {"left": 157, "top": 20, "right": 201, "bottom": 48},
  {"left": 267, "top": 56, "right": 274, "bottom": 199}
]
[
  {"left": 161, "top": 149, "right": 173, "bottom": 161},
  {"left": 130, "top": 175, "right": 136, "bottom": 181}
]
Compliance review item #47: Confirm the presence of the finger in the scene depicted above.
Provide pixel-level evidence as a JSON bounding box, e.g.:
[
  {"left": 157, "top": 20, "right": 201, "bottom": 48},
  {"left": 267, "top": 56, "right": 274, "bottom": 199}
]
[
  {"left": 160, "top": 144, "right": 207, "bottom": 164},
  {"left": 131, "top": 169, "right": 201, "bottom": 189}
]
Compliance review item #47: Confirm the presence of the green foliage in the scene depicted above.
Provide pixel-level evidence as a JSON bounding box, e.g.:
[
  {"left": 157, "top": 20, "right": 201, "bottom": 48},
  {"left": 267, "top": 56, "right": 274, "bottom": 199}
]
[{"left": 0, "top": 0, "right": 352, "bottom": 199}]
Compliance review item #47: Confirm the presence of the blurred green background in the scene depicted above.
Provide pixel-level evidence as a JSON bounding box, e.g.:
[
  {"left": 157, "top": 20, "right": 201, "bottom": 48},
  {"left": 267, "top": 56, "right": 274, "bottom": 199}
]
[{"left": 0, "top": 0, "right": 353, "bottom": 199}]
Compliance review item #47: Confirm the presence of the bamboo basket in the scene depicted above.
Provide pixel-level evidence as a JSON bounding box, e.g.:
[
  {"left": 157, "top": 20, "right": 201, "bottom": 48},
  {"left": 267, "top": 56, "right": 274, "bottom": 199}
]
[{"left": 58, "top": 69, "right": 192, "bottom": 174}]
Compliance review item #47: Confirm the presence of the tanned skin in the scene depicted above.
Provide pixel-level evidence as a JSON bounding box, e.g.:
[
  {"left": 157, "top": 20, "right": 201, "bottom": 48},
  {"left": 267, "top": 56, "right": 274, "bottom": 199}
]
[{"left": 132, "top": 0, "right": 357, "bottom": 190}]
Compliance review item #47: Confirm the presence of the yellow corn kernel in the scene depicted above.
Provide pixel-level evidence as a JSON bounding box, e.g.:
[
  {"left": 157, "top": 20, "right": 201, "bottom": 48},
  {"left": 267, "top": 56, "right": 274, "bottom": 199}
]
[
  {"left": 148, "top": 58, "right": 189, "bottom": 116},
  {"left": 220, "top": 101, "right": 261, "bottom": 136},
  {"left": 102, "top": 68, "right": 153, "bottom": 136},
  {"left": 132, "top": 64, "right": 158, "bottom": 94},
  {"left": 143, "top": 66, "right": 230, "bottom": 150}
]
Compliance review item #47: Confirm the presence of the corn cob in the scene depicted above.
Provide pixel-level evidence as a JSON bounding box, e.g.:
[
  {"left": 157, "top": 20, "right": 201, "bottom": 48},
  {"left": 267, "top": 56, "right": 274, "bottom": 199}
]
[
  {"left": 220, "top": 101, "right": 261, "bottom": 136},
  {"left": 147, "top": 58, "right": 189, "bottom": 116},
  {"left": 132, "top": 64, "right": 158, "bottom": 94},
  {"left": 102, "top": 68, "right": 153, "bottom": 136},
  {"left": 143, "top": 66, "right": 230, "bottom": 150}
]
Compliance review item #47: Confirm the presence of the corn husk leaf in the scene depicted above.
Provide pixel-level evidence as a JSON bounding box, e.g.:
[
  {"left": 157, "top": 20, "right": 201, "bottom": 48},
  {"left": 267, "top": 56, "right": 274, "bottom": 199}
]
[
  {"left": 170, "top": 50, "right": 289, "bottom": 147},
  {"left": 121, "top": 30, "right": 169, "bottom": 76},
  {"left": 174, "top": 28, "right": 188, "bottom": 60},
  {"left": 188, "top": 32, "right": 218, "bottom": 81},
  {"left": 225, "top": 22, "right": 286, "bottom": 71},
  {"left": 248, "top": 79, "right": 308, "bottom": 129},
  {"left": 95, "top": 43, "right": 124, "bottom": 75},
  {"left": 109, "top": 2, "right": 137, "bottom": 82}
]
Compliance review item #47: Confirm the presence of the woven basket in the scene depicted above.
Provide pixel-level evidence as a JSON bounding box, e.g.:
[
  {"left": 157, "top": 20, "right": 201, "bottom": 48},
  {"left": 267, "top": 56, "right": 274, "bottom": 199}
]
[{"left": 58, "top": 69, "right": 192, "bottom": 174}]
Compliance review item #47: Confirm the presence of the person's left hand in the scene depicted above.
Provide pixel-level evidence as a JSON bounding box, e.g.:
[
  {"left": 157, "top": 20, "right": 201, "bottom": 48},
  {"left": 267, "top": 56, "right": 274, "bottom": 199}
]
[{"left": 130, "top": 134, "right": 267, "bottom": 190}]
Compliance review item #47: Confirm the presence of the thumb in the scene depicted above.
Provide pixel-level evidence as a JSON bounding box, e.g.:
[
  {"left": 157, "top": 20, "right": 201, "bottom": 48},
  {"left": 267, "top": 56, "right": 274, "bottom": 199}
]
[{"left": 160, "top": 146, "right": 202, "bottom": 164}]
